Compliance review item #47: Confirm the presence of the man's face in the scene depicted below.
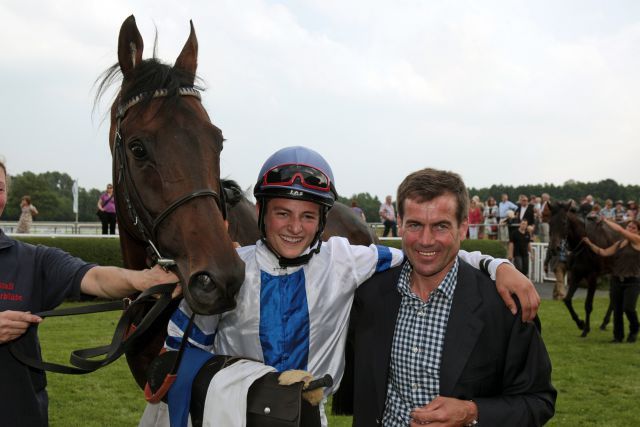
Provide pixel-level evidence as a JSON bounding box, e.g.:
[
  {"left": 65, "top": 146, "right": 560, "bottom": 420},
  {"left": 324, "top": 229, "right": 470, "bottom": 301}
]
[
  {"left": 519, "top": 196, "right": 529, "bottom": 207},
  {"left": 501, "top": 194, "right": 508, "bottom": 202},
  {"left": 386, "top": 195, "right": 392, "bottom": 204},
  {"left": 399, "top": 194, "right": 468, "bottom": 286},
  {"left": 261, "top": 197, "right": 321, "bottom": 259}
]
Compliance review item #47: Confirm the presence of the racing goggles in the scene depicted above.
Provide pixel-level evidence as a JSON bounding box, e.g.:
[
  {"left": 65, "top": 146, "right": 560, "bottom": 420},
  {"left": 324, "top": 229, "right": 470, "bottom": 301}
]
[{"left": 262, "top": 164, "right": 331, "bottom": 192}]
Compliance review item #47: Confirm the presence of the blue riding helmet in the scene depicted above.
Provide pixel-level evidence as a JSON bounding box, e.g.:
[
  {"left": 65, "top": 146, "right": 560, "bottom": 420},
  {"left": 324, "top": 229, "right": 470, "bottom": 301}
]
[
  {"left": 254, "top": 146, "right": 337, "bottom": 207},
  {"left": 254, "top": 146, "right": 339, "bottom": 267}
]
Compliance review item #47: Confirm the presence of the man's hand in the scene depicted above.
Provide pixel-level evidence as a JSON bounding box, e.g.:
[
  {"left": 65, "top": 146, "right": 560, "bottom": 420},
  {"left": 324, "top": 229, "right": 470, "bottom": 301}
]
[
  {"left": 138, "top": 265, "right": 182, "bottom": 298},
  {"left": 0, "top": 310, "right": 42, "bottom": 343},
  {"left": 495, "top": 263, "right": 540, "bottom": 322},
  {"left": 410, "top": 396, "right": 477, "bottom": 427}
]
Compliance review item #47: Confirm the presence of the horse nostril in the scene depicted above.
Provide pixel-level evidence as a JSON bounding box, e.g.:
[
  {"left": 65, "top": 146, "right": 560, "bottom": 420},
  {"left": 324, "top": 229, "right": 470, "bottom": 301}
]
[{"left": 192, "top": 273, "right": 215, "bottom": 293}]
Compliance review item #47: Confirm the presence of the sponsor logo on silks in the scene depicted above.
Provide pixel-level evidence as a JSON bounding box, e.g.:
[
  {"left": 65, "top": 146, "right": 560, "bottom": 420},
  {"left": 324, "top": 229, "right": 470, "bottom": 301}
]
[{"left": 289, "top": 190, "right": 304, "bottom": 197}]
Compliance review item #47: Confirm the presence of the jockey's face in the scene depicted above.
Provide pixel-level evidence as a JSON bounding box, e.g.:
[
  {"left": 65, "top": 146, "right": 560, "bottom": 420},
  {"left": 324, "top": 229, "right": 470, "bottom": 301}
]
[{"left": 262, "top": 198, "right": 321, "bottom": 259}]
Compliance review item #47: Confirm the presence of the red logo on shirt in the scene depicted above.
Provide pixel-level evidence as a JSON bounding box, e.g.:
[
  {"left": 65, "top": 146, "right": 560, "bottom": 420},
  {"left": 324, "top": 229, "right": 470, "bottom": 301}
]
[{"left": 0, "top": 281, "right": 22, "bottom": 301}]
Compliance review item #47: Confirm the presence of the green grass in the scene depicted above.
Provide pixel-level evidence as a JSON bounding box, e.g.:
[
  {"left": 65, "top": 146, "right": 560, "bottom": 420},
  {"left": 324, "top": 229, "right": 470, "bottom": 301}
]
[{"left": 42, "top": 297, "right": 638, "bottom": 426}]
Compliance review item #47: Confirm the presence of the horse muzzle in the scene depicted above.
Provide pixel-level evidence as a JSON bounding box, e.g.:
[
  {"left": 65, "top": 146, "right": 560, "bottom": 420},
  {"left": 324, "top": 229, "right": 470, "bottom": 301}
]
[{"left": 185, "top": 270, "right": 244, "bottom": 315}]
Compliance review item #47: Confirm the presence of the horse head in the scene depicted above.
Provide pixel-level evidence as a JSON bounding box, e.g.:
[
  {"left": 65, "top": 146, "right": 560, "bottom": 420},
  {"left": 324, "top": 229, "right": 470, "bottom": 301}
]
[
  {"left": 548, "top": 200, "right": 572, "bottom": 249},
  {"left": 223, "top": 179, "right": 261, "bottom": 246},
  {"left": 101, "top": 16, "right": 245, "bottom": 315}
]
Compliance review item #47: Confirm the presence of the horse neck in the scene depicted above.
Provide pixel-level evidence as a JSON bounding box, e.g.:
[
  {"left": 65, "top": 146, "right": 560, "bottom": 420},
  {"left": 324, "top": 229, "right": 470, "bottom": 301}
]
[{"left": 566, "top": 213, "right": 586, "bottom": 249}]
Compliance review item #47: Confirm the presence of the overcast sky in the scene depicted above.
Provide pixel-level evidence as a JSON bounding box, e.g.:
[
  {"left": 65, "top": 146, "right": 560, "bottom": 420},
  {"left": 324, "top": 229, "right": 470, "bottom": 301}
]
[{"left": 1, "top": 0, "right": 639, "bottom": 201}]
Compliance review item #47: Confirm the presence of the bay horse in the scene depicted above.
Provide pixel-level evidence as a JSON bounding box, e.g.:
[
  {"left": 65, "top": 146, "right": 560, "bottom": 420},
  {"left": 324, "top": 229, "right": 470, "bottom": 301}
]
[
  {"left": 96, "top": 15, "right": 245, "bottom": 388},
  {"left": 223, "top": 179, "right": 379, "bottom": 246},
  {"left": 548, "top": 201, "right": 617, "bottom": 337}
]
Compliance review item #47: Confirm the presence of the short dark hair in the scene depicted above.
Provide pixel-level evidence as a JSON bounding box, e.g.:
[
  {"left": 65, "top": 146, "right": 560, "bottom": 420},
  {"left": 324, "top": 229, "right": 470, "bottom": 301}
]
[{"left": 396, "top": 168, "right": 469, "bottom": 225}]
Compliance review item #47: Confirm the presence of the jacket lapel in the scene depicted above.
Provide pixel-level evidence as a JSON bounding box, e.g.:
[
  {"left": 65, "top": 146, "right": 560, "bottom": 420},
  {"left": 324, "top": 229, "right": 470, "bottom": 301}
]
[
  {"left": 439, "top": 261, "right": 484, "bottom": 396},
  {"left": 372, "top": 265, "right": 403, "bottom": 415}
]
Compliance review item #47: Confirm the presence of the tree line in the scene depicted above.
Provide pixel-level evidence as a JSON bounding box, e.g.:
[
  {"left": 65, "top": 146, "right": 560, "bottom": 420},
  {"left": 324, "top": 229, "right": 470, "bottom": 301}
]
[
  {"left": 3, "top": 171, "right": 639, "bottom": 222},
  {"left": 3, "top": 171, "right": 102, "bottom": 222}
]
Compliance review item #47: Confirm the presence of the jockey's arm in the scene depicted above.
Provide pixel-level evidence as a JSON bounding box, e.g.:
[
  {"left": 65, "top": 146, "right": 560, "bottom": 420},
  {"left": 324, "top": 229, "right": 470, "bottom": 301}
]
[{"left": 458, "top": 249, "right": 539, "bottom": 322}]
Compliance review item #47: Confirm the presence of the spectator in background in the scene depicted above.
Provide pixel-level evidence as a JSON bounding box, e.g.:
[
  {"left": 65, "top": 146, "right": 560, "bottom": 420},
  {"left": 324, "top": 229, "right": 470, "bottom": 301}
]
[
  {"left": 499, "top": 209, "right": 517, "bottom": 242},
  {"left": 483, "top": 196, "right": 499, "bottom": 240},
  {"left": 379, "top": 194, "right": 398, "bottom": 237},
  {"left": 350, "top": 200, "right": 366, "bottom": 222},
  {"left": 532, "top": 195, "right": 542, "bottom": 240},
  {"left": 588, "top": 202, "right": 602, "bottom": 219},
  {"left": 16, "top": 195, "right": 38, "bottom": 234},
  {"left": 97, "top": 183, "right": 116, "bottom": 235},
  {"left": 468, "top": 198, "right": 483, "bottom": 239},
  {"left": 614, "top": 200, "right": 626, "bottom": 223},
  {"left": 515, "top": 194, "right": 535, "bottom": 232},
  {"left": 626, "top": 201, "right": 638, "bottom": 221},
  {"left": 509, "top": 219, "right": 533, "bottom": 276},
  {"left": 471, "top": 195, "right": 485, "bottom": 238},
  {"left": 601, "top": 199, "right": 615, "bottom": 220},
  {"left": 583, "top": 218, "right": 640, "bottom": 343},
  {"left": 578, "top": 195, "right": 595, "bottom": 217},
  {"left": 539, "top": 193, "right": 552, "bottom": 243},
  {"left": 544, "top": 238, "right": 568, "bottom": 300},
  {"left": 498, "top": 193, "right": 517, "bottom": 241}
]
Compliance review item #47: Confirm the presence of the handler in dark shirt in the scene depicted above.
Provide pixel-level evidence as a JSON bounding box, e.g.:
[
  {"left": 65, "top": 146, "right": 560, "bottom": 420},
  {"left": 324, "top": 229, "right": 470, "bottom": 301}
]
[{"left": 0, "top": 159, "right": 178, "bottom": 426}]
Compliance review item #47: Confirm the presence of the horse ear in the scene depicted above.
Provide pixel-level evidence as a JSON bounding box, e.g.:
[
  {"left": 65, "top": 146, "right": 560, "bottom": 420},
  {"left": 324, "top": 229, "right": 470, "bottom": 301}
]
[
  {"left": 118, "top": 15, "right": 144, "bottom": 74},
  {"left": 174, "top": 20, "right": 198, "bottom": 83}
]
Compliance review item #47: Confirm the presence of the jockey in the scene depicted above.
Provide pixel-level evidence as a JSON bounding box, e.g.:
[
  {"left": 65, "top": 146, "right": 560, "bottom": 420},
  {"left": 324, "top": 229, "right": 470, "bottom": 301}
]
[{"left": 150, "top": 146, "right": 538, "bottom": 426}]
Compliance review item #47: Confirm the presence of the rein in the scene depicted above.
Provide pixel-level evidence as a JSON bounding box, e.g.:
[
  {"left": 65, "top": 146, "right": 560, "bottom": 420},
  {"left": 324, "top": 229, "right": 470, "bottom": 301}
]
[
  {"left": 8, "top": 283, "right": 177, "bottom": 374},
  {"left": 113, "top": 87, "right": 227, "bottom": 267}
]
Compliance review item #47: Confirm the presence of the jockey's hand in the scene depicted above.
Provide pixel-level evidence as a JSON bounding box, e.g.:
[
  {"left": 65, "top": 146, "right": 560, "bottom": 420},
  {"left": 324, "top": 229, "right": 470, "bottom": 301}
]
[
  {"left": 495, "top": 263, "right": 540, "bottom": 323},
  {"left": 0, "top": 310, "right": 42, "bottom": 344},
  {"left": 278, "top": 370, "right": 324, "bottom": 406}
]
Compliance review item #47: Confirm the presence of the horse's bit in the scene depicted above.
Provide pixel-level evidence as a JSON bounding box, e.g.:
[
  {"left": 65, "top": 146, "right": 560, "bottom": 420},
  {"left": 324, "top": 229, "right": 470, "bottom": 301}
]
[{"left": 113, "top": 87, "right": 227, "bottom": 267}]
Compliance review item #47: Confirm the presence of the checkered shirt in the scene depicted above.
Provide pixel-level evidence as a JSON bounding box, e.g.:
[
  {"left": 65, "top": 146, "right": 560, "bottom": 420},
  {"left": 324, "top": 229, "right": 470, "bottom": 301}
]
[{"left": 382, "top": 258, "right": 459, "bottom": 427}]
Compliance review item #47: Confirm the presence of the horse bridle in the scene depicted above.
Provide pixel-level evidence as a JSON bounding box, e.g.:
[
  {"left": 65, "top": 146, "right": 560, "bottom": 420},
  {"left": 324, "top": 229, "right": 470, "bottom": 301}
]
[{"left": 113, "top": 87, "right": 227, "bottom": 267}]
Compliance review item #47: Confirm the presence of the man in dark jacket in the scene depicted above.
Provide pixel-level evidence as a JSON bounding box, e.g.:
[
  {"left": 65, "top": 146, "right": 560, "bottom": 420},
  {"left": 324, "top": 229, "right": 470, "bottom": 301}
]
[{"left": 348, "top": 168, "right": 556, "bottom": 426}]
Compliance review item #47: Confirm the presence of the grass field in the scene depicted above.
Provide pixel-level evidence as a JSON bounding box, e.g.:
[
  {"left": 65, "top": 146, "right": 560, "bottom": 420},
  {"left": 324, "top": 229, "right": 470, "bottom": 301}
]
[{"left": 41, "top": 297, "right": 639, "bottom": 426}]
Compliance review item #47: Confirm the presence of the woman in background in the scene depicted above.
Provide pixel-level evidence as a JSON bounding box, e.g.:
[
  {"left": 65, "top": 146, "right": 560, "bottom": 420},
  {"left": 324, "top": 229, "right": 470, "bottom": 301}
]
[
  {"left": 97, "top": 183, "right": 116, "bottom": 235},
  {"left": 584, "top": 218, "right": 640, "bottom": 343},
  {"left": 16, "top": 195, "right": 38, "bottom": 233}
]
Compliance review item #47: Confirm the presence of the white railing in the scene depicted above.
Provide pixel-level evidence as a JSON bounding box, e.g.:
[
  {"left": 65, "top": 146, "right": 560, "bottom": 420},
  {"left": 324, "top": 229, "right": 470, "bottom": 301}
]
[
  {"left": 2, "top": 221, "right": 554, "bottom": 282},
  {"left": 0, "top": 221, "right": 117, "bottom": 236}
]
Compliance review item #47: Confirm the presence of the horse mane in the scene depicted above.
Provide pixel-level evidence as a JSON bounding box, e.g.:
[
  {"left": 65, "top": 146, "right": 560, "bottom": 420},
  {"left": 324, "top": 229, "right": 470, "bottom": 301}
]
[{"left": 94, "top": 57, "right": 203, "bottom": 115}]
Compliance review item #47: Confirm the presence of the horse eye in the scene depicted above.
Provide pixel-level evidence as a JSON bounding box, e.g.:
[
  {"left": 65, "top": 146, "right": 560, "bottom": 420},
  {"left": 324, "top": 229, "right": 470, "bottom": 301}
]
[{"left": 128, "top": 140, "right": 147, "bottom": 159}]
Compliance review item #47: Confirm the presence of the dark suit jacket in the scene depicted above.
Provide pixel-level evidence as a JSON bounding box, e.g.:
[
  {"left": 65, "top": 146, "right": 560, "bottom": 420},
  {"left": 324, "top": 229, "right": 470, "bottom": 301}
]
[
  {"left": 348, "top": 259, "right": 556, "bottom": 426},
  {"left": 515, "top": 204, "right": 535, "bottom": 226}
]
